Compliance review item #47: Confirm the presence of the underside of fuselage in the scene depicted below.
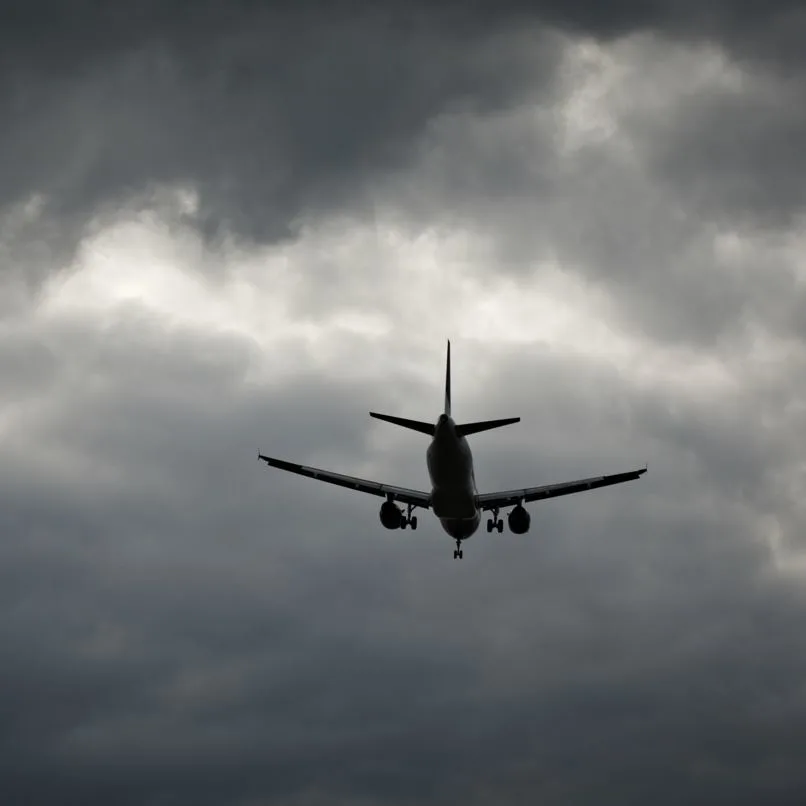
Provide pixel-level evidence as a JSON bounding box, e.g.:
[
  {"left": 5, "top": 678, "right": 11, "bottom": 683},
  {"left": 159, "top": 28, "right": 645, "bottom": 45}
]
[
  {"left": 439, "top": 514, "right": 481, "bottom": 540},
  {"left": 427, "top": 414, "right": 480, "bottom": 543}
]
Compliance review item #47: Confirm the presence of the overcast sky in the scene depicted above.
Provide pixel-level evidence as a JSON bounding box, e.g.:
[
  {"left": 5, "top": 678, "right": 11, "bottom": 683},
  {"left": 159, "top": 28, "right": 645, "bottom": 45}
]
[{"left": 2, "top": 2, "right": 806, "bottom": 804}]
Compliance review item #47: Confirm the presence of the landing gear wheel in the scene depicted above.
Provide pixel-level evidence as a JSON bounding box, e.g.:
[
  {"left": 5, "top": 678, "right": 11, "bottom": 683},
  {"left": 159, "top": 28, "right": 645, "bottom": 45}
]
[
  {"left": 459, "top": 550, "right": 463, "bottom": 559},
  {"left": 486, "top": 518, "right": 493, "bottom": 533},
  {"left": 403, "top": 504, "right": 418, "bottom": 531},
  {"left": 497, "top": 520, "right": 503, "bottom": 533}
]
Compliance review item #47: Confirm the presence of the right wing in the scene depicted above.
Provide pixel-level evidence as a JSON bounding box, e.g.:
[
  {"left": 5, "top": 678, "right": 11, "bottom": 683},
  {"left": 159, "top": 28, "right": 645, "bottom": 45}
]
[
  {"left": 258, "top": 453, "right": 431, "bottom": 508},
  {"left": 477, "top": 466, "right": 647, "bottom": 511}
]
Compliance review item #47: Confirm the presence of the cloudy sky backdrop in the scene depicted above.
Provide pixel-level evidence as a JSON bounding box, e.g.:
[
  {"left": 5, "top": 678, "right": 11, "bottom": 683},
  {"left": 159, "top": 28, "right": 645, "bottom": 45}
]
[{"left": 2, "top": 1, "right": 806, "bottom": 803}]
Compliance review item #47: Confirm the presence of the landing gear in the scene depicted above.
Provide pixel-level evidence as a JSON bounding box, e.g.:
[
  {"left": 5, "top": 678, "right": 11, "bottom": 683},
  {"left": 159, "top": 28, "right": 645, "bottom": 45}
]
[
  {"left": 400, "top": 503, "right": 418, "bottom": 530},
  {"left": 486, "top": 508, "right": 504, "bottom": 533},
  {"left": 453, "top": 540, "right": 463, "bottom": 560}
]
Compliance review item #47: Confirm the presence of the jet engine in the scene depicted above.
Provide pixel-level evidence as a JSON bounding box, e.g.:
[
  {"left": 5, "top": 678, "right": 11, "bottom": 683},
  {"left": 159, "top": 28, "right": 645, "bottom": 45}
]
[
  {"left": 508, "top": 504, "right": 531, "bottom": 534},
  {"left": 379, "top": 500, "right": 404, "bottom": 530}
]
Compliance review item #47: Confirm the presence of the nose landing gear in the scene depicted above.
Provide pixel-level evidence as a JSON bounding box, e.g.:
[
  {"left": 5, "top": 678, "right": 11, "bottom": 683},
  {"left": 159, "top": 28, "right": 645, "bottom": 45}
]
[{"left": 453, "top": 540, "right": 463, "bottom": 559}]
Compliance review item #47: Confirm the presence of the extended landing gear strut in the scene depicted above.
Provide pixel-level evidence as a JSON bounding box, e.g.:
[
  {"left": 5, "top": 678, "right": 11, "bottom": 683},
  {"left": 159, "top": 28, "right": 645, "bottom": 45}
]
[
  {"left": 399, "top": 503, "right": 418, "bottom": 530},
  {"left": 453, "top": 540, "right": 463, "bottom": 560},
  {"left": 486, "top": 508, "right": 504, "bottom": 534}
]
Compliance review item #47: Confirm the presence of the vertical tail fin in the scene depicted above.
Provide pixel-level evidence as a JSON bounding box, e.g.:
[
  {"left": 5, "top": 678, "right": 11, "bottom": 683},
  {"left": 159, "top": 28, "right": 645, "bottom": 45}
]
[{"left": 444, "top": 339, "right": 451, "bottom": 416}]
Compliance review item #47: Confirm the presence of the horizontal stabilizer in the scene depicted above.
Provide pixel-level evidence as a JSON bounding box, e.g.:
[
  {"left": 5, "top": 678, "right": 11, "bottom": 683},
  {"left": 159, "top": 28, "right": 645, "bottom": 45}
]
[
  {"left": 455, "top": 417, "right": 520, "bottom": 437},
  {"left": 370, "top": 412, "right": 435, "bottom": 436}
]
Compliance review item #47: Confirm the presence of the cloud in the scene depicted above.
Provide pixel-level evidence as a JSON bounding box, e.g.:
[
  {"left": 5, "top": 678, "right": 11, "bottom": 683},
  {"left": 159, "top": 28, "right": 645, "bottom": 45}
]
[
  {"left": 3, "top": 2, "right": 800, "bottom": 266},
  {"left": 3, "top": 201, "right": 806, "bottom": 803},
  {"left": 374, "top": 32, "right": 806, "bottom": 357},
  {"left": 0, "top": 2, "right": 558, "bottom": 273},
  {"left": 2, "top": 2, "right": 806, "bottom": 804}
]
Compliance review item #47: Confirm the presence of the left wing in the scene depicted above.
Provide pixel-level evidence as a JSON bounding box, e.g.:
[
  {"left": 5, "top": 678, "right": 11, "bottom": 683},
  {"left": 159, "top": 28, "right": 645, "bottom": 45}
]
[
  {"left": 477, "top": 466, "right": 646, "bottom": 511},
  {"left": 258, "top": 453, "right": 431, "bottom": 508}
]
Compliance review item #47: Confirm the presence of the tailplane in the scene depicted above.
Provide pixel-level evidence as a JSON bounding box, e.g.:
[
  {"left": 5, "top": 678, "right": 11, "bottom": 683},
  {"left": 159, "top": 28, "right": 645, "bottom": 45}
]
[
  {"left": 455, "top": 417, "right": 520, "bottom": 437},
  {"left": 369, "top": 412, "right": 435, "bottom": 435}
]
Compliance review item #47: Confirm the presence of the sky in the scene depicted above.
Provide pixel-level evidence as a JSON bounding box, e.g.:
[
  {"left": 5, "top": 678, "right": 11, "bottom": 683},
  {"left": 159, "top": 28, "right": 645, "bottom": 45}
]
[{"left": 2, "top": 1, "right": 806, "bottom": 803}]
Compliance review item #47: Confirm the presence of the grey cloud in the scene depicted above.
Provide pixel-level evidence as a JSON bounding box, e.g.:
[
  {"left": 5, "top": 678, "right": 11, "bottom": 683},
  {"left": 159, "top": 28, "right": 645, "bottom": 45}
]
[
  {"left": 386, "top": 87, "right": 806, "bottom": 352},
  {"left": 3, "top": 2, "right": 806, "bottom": 803},
  {"left": 3, "top": 0, "right": 803, "bottom": 275},
  {"left": 638, "top": 82, "right": 806, "bottom": 226},
  {"left": 3, "top": 304, "right": 806, "bottom": 803},
  {"left": 0, "top": 2, "right": 556, "bottom": 268}
]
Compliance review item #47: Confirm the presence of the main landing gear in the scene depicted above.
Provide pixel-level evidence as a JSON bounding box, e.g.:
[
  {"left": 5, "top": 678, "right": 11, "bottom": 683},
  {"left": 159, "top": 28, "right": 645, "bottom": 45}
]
[
  {"left": 399, "top": 503, "right": 418, "bottom": 530},
  {"left": 486, "top": 508, "right": 504, "bottom": 533},
  {"left": 453, "top": 540, "right": 463, "bottom": 560}
]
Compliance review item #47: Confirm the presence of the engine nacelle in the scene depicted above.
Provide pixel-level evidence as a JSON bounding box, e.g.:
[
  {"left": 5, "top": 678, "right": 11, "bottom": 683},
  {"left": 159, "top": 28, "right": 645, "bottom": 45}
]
[
  {"left": 508, "top": 504, "right": 531, "bottom": 534},
  {"left": 379, "top": 501, "right": 404, "bottom": 530}
]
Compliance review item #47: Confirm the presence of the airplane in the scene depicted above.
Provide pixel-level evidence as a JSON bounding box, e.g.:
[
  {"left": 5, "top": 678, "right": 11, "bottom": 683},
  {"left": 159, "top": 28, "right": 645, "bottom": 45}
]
[{"left": 258, "top": 341, "right": 647, "bottom": 559}]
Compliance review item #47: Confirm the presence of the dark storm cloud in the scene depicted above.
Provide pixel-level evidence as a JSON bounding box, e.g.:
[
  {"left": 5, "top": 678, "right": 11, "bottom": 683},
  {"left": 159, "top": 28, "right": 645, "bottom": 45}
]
[
  {"left": 2, "top": 0, "right": 804, "bottom": 276},
  {"left": 0, "top": 1, "right": 556, "bottom": 263},
  {"left": 3, "top": 2, "right": 806, "bottom": 804},
  {"left": 2, "top": 305, "right": 806, "bottom": 804},
  {"left": 639, "top": 80, "right": 806, "bottom": 226},
  {"left": 386, "top": 58, "right": 805, "bottom": 351}
]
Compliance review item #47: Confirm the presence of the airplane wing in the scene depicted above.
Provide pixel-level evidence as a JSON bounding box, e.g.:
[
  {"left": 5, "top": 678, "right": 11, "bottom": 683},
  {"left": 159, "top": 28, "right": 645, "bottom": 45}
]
[
  {"left": 476, "top": 466, "right": 647, "bottom": 511},
  {"left": 258, "top": 453, "right": 431, "bottom": 508}
]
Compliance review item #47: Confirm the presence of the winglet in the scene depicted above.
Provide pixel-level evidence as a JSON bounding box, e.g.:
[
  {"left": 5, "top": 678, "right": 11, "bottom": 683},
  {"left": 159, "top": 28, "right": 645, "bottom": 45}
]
[{"left": 444, "top": 339, "right": 451, "bottom": 417}]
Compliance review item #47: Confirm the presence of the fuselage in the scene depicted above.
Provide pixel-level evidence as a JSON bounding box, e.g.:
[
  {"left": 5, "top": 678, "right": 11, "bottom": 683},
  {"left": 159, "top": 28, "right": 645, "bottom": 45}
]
[{"left": 426, "top": 414, "right": 481, "bottom": 541}]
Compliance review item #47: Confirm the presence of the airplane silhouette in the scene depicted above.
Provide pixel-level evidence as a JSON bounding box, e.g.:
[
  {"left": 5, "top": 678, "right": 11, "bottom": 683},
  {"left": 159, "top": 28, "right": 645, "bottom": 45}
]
[{"left": 259, "top": 341, "right": 646, "bottom": 558}]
